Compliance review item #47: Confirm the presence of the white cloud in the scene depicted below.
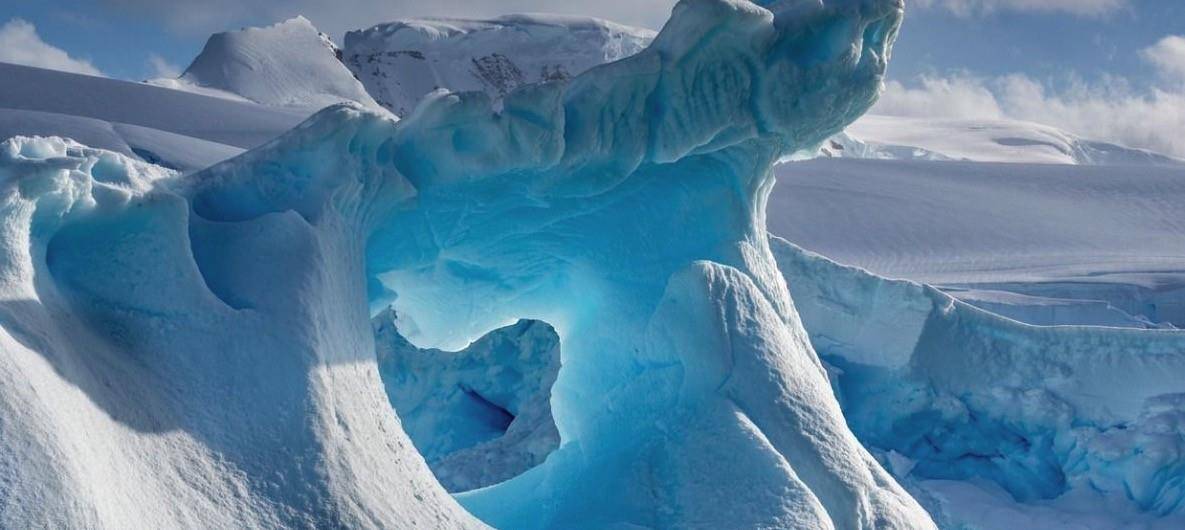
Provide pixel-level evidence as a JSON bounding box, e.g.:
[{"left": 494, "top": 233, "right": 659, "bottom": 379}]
[
  {"left": 147, "top": 53, "right": 181, "bottom": 79},
  {"left": 875, "top": 76, "right": 1004, "bottom": 120},
  {"left": 912, "top": 0, "right": 1127, "bottom": 17},
  {"left": 873, "top": 68, "right": 1185, "bottom": 158},
  {"left": 0, "top": 18, "right": 103, "bottom": 76},
  {"left": 1141, "top": 35, "right": 1185, "bottom": 85}
]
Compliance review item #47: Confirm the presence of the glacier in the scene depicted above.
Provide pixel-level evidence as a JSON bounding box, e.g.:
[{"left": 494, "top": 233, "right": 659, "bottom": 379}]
[{"left": 0, "top": 0, "right": 930, "bottom": 528}]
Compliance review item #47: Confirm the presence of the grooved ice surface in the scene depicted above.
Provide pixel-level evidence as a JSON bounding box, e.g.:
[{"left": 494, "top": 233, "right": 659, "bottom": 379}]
[{"left": 0, "top": 0, "right": 922, "bottom": 528}]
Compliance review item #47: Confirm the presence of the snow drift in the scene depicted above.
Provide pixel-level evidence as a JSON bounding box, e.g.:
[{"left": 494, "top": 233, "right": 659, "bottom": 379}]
[{"left": 0, "top": 0, "right": 924, "bottom": 527}]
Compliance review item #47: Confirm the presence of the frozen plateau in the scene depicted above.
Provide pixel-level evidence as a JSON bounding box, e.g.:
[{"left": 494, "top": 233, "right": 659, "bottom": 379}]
[{"left": 1, "top": 0, "right": 1184, "bottom": 529}]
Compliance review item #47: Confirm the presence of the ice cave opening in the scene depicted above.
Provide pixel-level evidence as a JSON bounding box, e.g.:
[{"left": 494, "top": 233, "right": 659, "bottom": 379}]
[{"left": 373, "top": 310, "right": 563, "bottom": 493}]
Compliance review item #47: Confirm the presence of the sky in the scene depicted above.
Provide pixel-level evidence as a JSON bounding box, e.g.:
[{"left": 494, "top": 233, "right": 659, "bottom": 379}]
[{"left": 0, "top": 0, "right": 1183, "bottom": 156}]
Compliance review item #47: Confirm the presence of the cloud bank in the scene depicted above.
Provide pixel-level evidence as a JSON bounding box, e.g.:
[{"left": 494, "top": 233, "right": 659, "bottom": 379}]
[
  {"left": 0, "top": 19, "right": 103, "bottom": 76},
  {"left": 870, "top": 34, "right": 1185, "bottom": 158},
  {"left": 912, "top": 0, "right": 1128, "bottom": 17}
]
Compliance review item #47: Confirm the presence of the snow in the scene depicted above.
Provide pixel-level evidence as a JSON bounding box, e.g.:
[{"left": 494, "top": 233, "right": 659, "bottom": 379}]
[
  {"left": 0, "top": 108, "right": 243, "bottom": 172},
  {"left": 773, "top": 237, "right": 1185, "bottom": 523},
  {"left": 149, "top": 17, "right": 382, "bottom": 111},
  {"left": 825, "top": 115, "right": 1185, "bottom": 166},
  {"left": 1, "top": 0, "right": 1180, "bottom": 528},
  {"left": 768, "top": 157, "right": 1185, "bottom": 326},
  {"left": 343, "top": 14, "right": 655, "bottom": 116},
  {"left": 0, "top": 62, "right": 306, "bottom": 150}
]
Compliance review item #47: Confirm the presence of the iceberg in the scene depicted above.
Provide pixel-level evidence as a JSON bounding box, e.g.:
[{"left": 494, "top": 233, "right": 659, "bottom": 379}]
[
  {"left": 0, "top": 0, "right": 928, "bottom": 528},
  {"left": 773, "top": 236, "right": 1185, "bottom": 520}
]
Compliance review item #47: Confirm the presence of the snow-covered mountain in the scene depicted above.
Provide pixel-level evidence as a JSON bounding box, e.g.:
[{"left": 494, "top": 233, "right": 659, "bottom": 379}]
[
  {"left": 342, "top": 14, "right": 655, "bottom": 116},
  {"left": 822, "top": 115, "right": 1184, "bottom": 166},
  {"left": 149, "top": 17, "right": 381, "bottom": 111}
]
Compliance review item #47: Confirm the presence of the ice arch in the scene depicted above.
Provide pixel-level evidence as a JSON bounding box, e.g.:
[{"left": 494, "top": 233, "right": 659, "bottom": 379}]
[{"left": 0, "top": 0, "right": 930, "bottom": 528}]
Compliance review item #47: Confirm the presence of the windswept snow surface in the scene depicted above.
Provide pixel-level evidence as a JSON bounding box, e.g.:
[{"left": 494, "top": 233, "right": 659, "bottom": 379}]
[
  {"left": 0, "top": 62, "right": 306, "bottom": 149},
  {"left": 149, "top": 17, "right": 381, "bottom": 111},
  {"left": 343, "top": 14, "right": 655, "bottom": 116},
  {"left": 0, "top": 108, "right": 243, "bottom": 172},
  {"left": 824, "top": 115, "right": 1185, "bottom": 166},
  {"left": 768, "top": 157, "right": 1185, "bottom": 326},
  {"left": 0, "top": 0, "right": 930, "bottom": 528}
]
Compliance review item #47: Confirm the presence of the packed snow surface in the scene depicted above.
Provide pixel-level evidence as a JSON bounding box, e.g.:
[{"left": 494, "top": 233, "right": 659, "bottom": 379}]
[
  {"left": 826, "top": 115, "right": 1185, "bottom": 166},
  {"left": 769, "top": 157, "right": 1185, "bottom": 326},
  {"left": 343, "top": 14, "right": 655, "bottom": 116},
  {"left": 0, "top": 0, "right": 926, "bottom": 528},
  {"left": 0, "top": 62, "right": 306, "bottom": 149},
  {"left": 150, "top": 17, "right": 381, "bottom": 111}
]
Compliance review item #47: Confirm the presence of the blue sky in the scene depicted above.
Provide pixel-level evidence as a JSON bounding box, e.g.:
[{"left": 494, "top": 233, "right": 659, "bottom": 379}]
[{"left": 2, "top": 0, "right": 1184, "bottom": 155}]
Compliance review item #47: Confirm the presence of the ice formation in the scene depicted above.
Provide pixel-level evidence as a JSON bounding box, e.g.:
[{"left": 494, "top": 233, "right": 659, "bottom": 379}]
[
  {"left": 374, "top": 311, "right": 561, "bottom": 493},
  {"left": 0, "top": 0, "right": 921, "bottom": 527},
  {"left": 772, "top": 236, "right": 1185, "bottom": 518}
]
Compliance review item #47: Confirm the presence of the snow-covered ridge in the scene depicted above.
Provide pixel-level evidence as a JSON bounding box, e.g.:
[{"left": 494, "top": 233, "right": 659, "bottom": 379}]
[
  {"left": 823, "top": 115, "right": 1184, "bottom": 166},
  {"left": 343, "top": 14, "right": 655, "bottom": 116},
  {"left": 0, "top": 62, "right": 307, "bottom": 171},
  {"left": 150, "top": 16, "right": 381, "bottom": 111}
]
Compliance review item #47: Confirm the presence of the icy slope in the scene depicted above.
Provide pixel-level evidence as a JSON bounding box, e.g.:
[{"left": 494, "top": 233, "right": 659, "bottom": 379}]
[
  {"left": 772, "top": 237, "right": 1185, "bottom": 525},
  {"left": 768, "top": 157, "right": 1185, "bottom": 326},
  {"left": 0, "top": 0, "right": 928, "bottom": 527},
  {"left": 823, "top": 115, "right": 1184, "bottom": 165},
  {"left": 343, "top": 14, "right": 654, "bottom": 116},
  {"left": 151, "top": 17, "right": 381, "bottom": 111}
]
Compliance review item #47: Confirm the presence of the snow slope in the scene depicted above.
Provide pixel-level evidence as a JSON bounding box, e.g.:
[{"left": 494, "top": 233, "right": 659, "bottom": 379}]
[
  {"left": 0, "top": 62, "right": 305, "bottom": 149},
  {"left": 0, "top": 62, "right": 309, "bottom": 171},
  {"left": 0, "top": 108, "right": 242, "bottom": 172},
  {"left": 822, "top": 115, "right": 1184, "bottom": 166},
  {"left": 343, "top": 14, "right": 655, "bottom": 116},
  {"left": 150, "top": 17, "right": 381, "bottom": 111},
  {"left": 0, "top": 0, "right": 926, "bottom": 527},
  {"left": 768, "top": 157, "right": 1185, "bottom": 326}
]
